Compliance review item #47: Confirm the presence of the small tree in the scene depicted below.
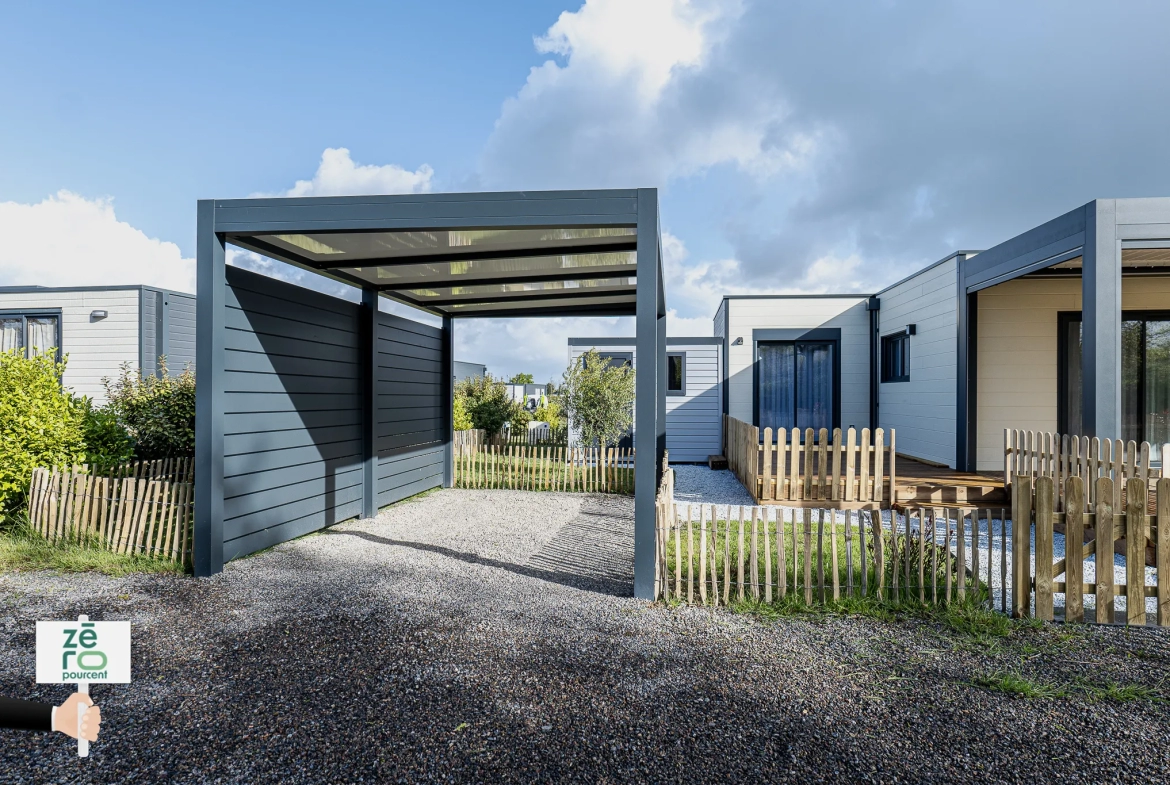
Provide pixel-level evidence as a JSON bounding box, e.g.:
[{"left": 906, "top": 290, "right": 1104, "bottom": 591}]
[
  {"left": 509, "top": 372, "right": 534, "bottom": 385},
  {"left": 560, "top": 348, "right": 635, "bottom": 449},
  {"left": 452, "top": 394, "right": 474, "bottom": 431},
  {"left": 456, "top": 374, "right": 519, "bottom": 436}
]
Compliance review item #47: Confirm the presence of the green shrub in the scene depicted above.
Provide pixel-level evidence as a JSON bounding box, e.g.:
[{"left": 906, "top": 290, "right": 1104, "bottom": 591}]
[
  {"left": 81, "top": 403, "right": 135, "bottom": 465},
  {"left": 510, "top": 406, "right": 533, "bottom": 434},
  {"left": 453, "top": 394, "right": 474, "bottom": 431},
  {"left": 0, "top": 350, "right": 86, "bottom": 514},
  {"left": 533, "top": 395, "right": 564, "bottom": 431},
  {"left": 561, "top": 348, "right": 635, "bottom": 448},
  {"left": 102, "top": 359, "right": 196, "bottom": 460},
  {"left": 455, "top": 374, "right": 519, "bottom": 436}
]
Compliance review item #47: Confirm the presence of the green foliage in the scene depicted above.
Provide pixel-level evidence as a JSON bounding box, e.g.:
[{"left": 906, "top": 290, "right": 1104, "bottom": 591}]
[
  {"left": 0, "top": 350, "right": 86, "bottom": 514},
  {"left": 509, "top": 373, "right": 534, "bottom": 384},
  {"left": 455, "top": 373, "right": 519, "bottom": 436},
  {"left": 0, "top": 516, "right": 183, "bottom": 575},
  {"left": 510, "top": 406, "right": 532, "bottom": 434},
  {"left": 81, "top": 402, "right": 135, "bottom": 465},
  {"left": 974, "top": 672, "right": 1069, "bottom": 699},
  {"left": 533, "top": 395, "right": 564, "bottom": 431},
  {"left": 561, "top": 348, "right": 636, "bottom": 449},
  {"left": 452, "top": 394, "right": 474, "bottom": 431},
  {"left": 102, "top": 359, "right": 196, "bottom": 460}
]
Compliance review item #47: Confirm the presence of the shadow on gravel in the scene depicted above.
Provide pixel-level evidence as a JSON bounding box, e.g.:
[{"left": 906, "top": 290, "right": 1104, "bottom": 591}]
[{"left": 322, "top": 528, "right": 632, "bottom": 597}]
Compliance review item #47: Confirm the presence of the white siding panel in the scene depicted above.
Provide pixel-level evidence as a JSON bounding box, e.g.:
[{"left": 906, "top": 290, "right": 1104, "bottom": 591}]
[
  {"left": 568, "top": 340, "right": 723, "bottom": 462},
  {"left": 725, "top": 297, "right": 870, "bottom": 433},
  {"left": 0, "top": 290, "right": 140, "bottom": 404},
  {"left": 877, "top": 258, "right": 957, "bottom": 467}
]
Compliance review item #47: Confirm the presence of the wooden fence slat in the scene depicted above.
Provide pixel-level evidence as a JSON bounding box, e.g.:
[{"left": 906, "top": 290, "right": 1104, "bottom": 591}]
[
  {"left": 858, "top": 508, "right": 868, "bottom": 597},
  {"left": 1065, "top": 477, "right": 1085, "bottom": 623},
  {"left": 918, "top": 509, "right": 926, "bottom": 604},
  {"left": 859, "top": 428, "right": 871, "bottom": 502},
  {"left": 791, "top": 429, "right": 802, "bottom": 502},
  {"left": 1126, "top": 477, "right": 1147, "bottom": 625},
  {"left": 762, "top": 428, "right": 774, "bottom": 501},
  {"left": 709, "top": 505, "right": 720, "bottom": 606},
  {"left": 750, "top": 507, "right": 760, "bottom": 601},
  {"left": 699, "top": 505, "right": 708, "bottom": 604},
  {"left": 1012, "top": 477, "right": 1033, "bottom": 618},
  {"left": 830, "top": 428, "right": 842, "bottom": 502},
  {"left": 830, "top": 509, "right": 840, "bottom": 601},
  {"left": 817, "top": 428, "right": 829, "bottom": 502},
  {"left": 762, "top": 507, "right": 772, "bottom": 603},
  {"left": 870, "top": 507, "right": 883, "bottom": 601},
  {"left": 737, "top": 506, "right": 746, "bottom": 602},
  {"left": 803, "top": 508, "right": 813, "bottom": 604},
  {"left": 931, "top": 509, "right": 940, "bottom": 605},
  {"left": 1096, "top": 477, "right": 1115, "bottom": 624},
  {"left": 957, "top": 508, "right": 968, "bottom": 603},
  {"left": 686, "top": 504, "right": 694, "bottom": 604},
  {"left": 1034, "top": 476, "right": 1054, "bottom": 620},
  {"left": 1158, "top": 478, "right": 1170, "bottom": 627},
  {"left": 723, "top": 511, "right": 731, "bottom": 606},
  {"left": 817, "top": 508, "right": 826, "bottom": 604},
  {"left": 844, "top": 510, "right": 854, "bottom": 598}
]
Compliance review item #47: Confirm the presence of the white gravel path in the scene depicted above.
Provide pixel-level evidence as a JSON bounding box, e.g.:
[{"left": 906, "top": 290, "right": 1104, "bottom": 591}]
[{"left": 673, "top": 465, "right": 1158, "bottom": 620}]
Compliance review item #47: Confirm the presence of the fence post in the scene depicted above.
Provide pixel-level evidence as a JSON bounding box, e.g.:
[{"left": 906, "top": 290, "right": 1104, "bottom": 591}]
[
  {"left": 1096, "top": 477, "right": 1115, "bottom": 624},
  {"left": 1011, "top": 474, "right": 1033, "bottom": 619},
  {"left": 1034, "top": 476, "right": 1054, "bottom": 621},
  {"left": 1126, "top": 477, "right": 1147, "bottom": 625},
  {"left": 1065, "top": 476, "right": 1085, "bottom": 623},
  {"left": 1158, "top": 478, "right": 1170, "bottom": 627}
]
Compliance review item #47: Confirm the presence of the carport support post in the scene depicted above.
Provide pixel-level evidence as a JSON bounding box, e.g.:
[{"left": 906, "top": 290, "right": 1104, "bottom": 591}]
[
  {"left": 634, "top": 188, "right": 662, "bottom": 600},
  {"left": 361, "top": 287, "right": 378, "bottom": 518},
  {"left": 442, "top": 316, "right": 454, "bottom": 488},
  {"left": 194, "top": 200, "right": 225, "bottom": 577},
  {"left": 1082, "top": 200, "right": 1122, "bottom": 440}
]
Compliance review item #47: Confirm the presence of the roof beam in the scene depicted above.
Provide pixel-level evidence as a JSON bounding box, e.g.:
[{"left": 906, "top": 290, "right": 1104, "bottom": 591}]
[
  {"left": 373, "top": 264, "right": 636, "bottom": 291},
  {"left": 398, "top": 285, "right": 635, "bottom": 308},
  {"left": 440, "top": 301, "right": 637, "bottom": 319},
  {"left": 310, "top": 239, "right": 637, "bottom": 270}
]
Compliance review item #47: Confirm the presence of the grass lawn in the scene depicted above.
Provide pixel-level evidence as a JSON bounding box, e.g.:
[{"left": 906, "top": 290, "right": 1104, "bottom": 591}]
[
  {"left": 0, "top": 518, "right": 185, "bottom": 576},
  {"left": 664, "top": 513, "right": 982, "bottom": 607}
]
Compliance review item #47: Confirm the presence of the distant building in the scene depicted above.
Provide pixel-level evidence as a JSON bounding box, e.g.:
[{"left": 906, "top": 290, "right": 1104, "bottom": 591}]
[
  {"left": 453, "top": 361, "right": 486, "bottom": 384},
  {"left": 0, "top": 284, "right": 195, "bottom": 404}
]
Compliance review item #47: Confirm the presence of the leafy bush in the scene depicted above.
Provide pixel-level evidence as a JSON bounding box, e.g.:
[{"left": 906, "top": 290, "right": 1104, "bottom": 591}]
[
  {"left": 81, "top": 403, "right": 135, "bottom": 465},
  {"left": 561, "top": 348, "right": 635, "bottom": 448},
  {"left": 455, "top": 374, "right": 519, "bottom": 436},
  {"left": 533, "top": 395, "right": 564, "bottom": 431},
  {"left": 102, "top": 359, "right": 196, "bottom": 460},
  {"left": 453, "top": 393, "right": 474, "bottom": 431},
  {"left": 0, "top": 351, "right": 87, "bottom": 514},
  {"left": 510, "top": 406, "right": 533, "bottom": 434}
]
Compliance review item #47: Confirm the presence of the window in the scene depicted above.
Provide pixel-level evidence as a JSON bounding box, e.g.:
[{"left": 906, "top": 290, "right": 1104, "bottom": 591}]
[
  {"left": 756, "top": 340, "right": 836, "bottom": 433},
  {"left": 881, "top": 332, "right": 910, "bottom": 383},
  {"left": 0, "top": 312, "right": 60, "bottom": 359},
  {"left": 667, "top": 352, "right": 685, "bottom": 395},
  {"left": 1060, "top": 312, "right": 1170, "bottom": 459}
]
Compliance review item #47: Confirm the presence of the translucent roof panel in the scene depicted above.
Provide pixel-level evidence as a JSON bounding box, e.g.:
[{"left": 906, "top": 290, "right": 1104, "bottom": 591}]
[
  {"left": 336, "top": 251, "right": 637, "bottom": 288},
  {"left": 255, "top": 226, "right": 636, "bottom": 264},
  {"left": 444, "top": 293, "right": 637, "bottom": 314},
  {"left": 400, "top": 277, "right": 635, "bottom": 303}
]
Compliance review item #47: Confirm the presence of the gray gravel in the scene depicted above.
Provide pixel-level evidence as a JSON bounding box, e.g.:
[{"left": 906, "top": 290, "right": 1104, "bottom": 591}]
[{"left": 3, "top": 488, "right": 1170, "bottom": 783}]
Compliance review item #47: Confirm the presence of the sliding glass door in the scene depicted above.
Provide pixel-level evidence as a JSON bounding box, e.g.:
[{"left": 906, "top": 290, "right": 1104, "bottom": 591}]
[
  {"left": 1061, "top": 313, "right": 1170, "bottom": 459},
  {"left": 757, "top": 340, "right": 835, "bottom": 434}
]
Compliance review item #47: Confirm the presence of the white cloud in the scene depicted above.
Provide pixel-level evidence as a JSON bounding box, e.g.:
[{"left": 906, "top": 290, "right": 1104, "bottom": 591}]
[
  {"left": 480, "top": 0, "right": 808, "bottom": 190},
  {"left": 0, "top": 190, "right": 195, "bottom": 292},
  {"left": 274, "top": 147, "right": 434, "bottom": 197}
]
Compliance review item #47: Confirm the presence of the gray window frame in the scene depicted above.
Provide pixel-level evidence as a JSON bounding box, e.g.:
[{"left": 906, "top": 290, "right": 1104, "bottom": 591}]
[
  {"left": 0, "top": 308, "right": 63, "bottom": 360},
  {"left": 880, "top": 331, "right": 910, "bottom": 383},
  {"left": 667, "top": 351, "right": 686, "bottom": 396}
]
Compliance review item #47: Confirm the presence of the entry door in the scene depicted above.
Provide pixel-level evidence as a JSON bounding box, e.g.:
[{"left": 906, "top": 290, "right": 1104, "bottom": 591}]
[{"left": 757, "top": 341, "right": 834, "bottom": 434}]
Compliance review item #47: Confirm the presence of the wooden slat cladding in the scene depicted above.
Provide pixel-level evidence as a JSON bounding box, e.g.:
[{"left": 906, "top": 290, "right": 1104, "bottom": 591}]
[{"left": 724, "top": 415, "right": 896, "bottom": 507}]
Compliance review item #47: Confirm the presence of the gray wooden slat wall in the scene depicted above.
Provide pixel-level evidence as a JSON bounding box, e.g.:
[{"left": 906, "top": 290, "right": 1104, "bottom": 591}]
[
  {"left": 219, "top": 266, "right": 446, "bottom": 562},
  {"left": 375, "top": 311, "right": 445, "bottom": 507},
  {"left": 140, "top": 288, "right": 197, "bottom": 376},
  {"left": 167, "top": 292, "right": 197, "bottom": 371}
]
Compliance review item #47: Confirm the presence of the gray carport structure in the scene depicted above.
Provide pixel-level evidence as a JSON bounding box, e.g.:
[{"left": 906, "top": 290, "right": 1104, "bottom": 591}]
[{"left": 194, "top": 188, "right": 666, "bottom": 598}]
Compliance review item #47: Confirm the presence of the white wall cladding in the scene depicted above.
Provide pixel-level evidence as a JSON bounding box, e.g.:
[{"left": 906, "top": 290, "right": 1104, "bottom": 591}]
[
  {"left": 0, "top": 288, "right": 140, "bottom": 404},
  {"left": 975, "top": 275, "right": 1170, "bottom": 471},
  {"left": 876, "top": 258, "right": 958, "bottom": 467},
  {"left": 568, "top": 339, "right": 722, "bottom": 463},
  {"left": 722, "top": 297, "right": 870, "bottom": 432}
]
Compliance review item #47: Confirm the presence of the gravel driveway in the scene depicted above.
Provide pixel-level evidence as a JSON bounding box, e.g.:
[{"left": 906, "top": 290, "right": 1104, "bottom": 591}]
[{"left": 2, "top": 488, "right": 1169, "bottom": 783}]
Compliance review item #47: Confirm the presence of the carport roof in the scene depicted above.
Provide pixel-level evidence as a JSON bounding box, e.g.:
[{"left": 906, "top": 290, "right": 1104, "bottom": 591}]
[{"left": 217, "top": 189, "right": 657, "bottom": 318}]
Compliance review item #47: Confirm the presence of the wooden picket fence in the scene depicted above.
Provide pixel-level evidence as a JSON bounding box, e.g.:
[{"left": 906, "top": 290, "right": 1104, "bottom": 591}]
[
  {"left": 453, "top": 444, "right": 634, "bottom": 494},
  {"left": 27, "top": 459, "right": 194, "bottom": 566},
  {"left": 652, "top": 502, "right": 992, "bottom": 607},
  {"left": 1014, "top": 474, "right": 1169, "bottom": 626},
  {"left": 724, "top": 415, "right": 896, "bottom": 506},
  {"left": 454, "top": 428, "right": 565, "bottom": 448},
  {"left": 1004, "top": 429, "right": 1159, "bottom": 511}
]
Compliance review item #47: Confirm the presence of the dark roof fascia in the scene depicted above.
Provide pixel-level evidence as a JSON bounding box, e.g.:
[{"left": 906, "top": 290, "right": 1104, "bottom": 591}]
[
  {"left": 568, "top": 336, "right": 721, "bottom": 346},
  {"left": 0, "top": 284, "right": 195, "bottom": 297}
]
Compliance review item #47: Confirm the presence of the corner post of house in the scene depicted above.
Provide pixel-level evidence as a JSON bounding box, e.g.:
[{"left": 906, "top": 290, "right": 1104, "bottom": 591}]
[
  {"left": 634, "top": 188, "right": 661, "bottom": 600},
  {"left": 1082, "top": 200, "right": 1122, "bottom": 440},
  {"left": 194, "top": 200, "right": 225, "bottom": 577},
  {"left": 955, "top": 255, "right": 978, "bottom": 471},
  {"left": 361, "top": 288, "right": 378, "bottom": 518},
  {"left": 441, "top": 315, "right": 454, "bottom": 488}
]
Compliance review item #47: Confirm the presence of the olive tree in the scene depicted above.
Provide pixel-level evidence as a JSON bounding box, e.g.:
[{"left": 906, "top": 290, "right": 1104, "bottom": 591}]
[
  {"left": 560, "top": 348, "right": 636, "bottom": 449},
  {"left": 455, "top": 374, "right": 518, "bottom": 436}
]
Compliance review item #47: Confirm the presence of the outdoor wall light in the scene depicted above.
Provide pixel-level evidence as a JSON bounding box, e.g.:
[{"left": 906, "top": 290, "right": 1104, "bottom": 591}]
[
  {"left": 732, "top": 337, "right": 744, "bottom": 345},
  {"left": 905, "top": 324, "right": 916, "bottom": 336},
  {"left": 90, "top": 310, "right": 108, "bottom": 321}
]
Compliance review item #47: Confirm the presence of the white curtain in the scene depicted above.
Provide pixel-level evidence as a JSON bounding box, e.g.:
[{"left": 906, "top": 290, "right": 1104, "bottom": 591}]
[
  {"left": 796, "top": 342, "right": 833, "bottom": 433},
  {"left": 0, "top": 318, "right": 23, "bottom": 354},
  {"left": 758, "top": 342, "right": 795, "bottom": 433},
  {"left": 27, "top": 317, "right": 58, "bottom": 356}
]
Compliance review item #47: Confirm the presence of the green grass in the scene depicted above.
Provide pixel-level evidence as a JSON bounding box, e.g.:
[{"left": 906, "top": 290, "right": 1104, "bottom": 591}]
[
  {"left": 454, "top": 450, "right": 633, "bottom": 494},
  {"left": 663, "top": 515, "right": 972, "bottom": 608},
  {"left": 974, "top": 672, "right": 1070, "bottom": 699},
  {"left": 0, "top": 519, "right": 184, "bottom": 576}
]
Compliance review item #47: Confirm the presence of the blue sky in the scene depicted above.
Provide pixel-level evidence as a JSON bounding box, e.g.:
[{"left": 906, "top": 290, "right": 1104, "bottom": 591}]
[{"left": 3, "top": 1, "right": 1169, "bottom": 383}]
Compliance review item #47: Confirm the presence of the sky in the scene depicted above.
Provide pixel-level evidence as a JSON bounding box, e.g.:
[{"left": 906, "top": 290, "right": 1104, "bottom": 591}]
[{"left": 2, "top": 0, "right": 1170, "bottom": 384}]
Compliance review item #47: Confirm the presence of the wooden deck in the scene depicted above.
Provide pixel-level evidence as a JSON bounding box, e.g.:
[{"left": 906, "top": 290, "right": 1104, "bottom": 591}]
[{"left": 894, "top": 458, "right": 1007, "bottom": 507}]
